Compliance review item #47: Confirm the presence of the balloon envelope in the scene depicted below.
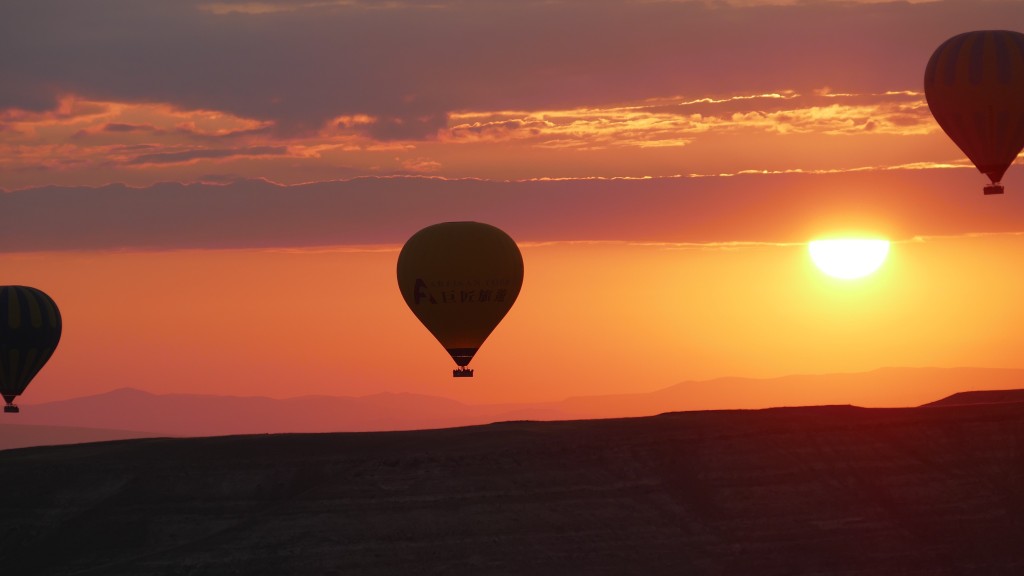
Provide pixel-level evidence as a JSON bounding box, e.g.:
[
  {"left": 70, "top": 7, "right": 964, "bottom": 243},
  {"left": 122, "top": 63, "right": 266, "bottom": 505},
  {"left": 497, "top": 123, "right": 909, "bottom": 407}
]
[
  {"left": 397, "top": 222, "right": 523, "bottom": 373},
  {"left": 924, "top": 30, "right": 1024, "bottom": 191},
  {"left": 0, "top": 286, "right": 62, "bottom": 410}
]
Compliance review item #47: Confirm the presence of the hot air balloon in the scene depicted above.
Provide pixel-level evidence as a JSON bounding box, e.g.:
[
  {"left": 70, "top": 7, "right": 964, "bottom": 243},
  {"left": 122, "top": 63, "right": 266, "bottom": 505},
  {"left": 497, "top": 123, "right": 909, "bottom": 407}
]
[
  {"left": 924, "top": 30, "right": 1024, "bottom": 195},
  {"left": 397, "top": 222, "right": 523, "bottom": 377},
  {"left": 0, "top": 286, "right": 62, "bottom": 413}
]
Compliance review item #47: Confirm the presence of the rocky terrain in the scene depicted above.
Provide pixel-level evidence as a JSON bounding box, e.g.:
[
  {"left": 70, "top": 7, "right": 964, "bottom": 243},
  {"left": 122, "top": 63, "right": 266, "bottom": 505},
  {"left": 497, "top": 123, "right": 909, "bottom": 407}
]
[{"left": 1, "top": 400, "right": 1023, "bottom": 575}]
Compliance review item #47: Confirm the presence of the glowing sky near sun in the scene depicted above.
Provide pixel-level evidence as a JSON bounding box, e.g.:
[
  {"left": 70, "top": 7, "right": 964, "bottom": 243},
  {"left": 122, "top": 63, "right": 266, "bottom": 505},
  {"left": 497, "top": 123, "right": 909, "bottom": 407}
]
[
  {"left": 10, "top": 233, "right": 1024, "bottom": 405},
  {"left": 3, "top": 0, "right": 1024, "bottom": 408},
  {"left": 808, "top": 239, "right": 890, "bottom": 279}
]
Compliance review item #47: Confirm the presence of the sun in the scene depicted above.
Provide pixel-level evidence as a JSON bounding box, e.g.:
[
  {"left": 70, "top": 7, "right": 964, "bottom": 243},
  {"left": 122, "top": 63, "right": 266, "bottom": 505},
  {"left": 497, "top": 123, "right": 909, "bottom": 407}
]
[{"left": 808, "top": 239, "right": 890, "bottom": 280}]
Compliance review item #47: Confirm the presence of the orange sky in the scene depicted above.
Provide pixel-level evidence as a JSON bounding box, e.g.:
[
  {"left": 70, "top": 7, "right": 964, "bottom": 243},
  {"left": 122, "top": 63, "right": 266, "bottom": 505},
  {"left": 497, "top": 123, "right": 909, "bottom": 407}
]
[
  {"left": 8, "top": 232, "right": 1024, "bottom": 405},
  {"left": 3, "top": 1, "right": 1024, "bottom": 409}
]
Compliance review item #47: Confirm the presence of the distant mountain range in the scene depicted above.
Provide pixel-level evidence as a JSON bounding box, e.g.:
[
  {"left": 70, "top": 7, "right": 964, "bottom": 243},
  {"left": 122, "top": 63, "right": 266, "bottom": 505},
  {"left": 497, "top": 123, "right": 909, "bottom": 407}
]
[{"left": 4, "top": 366, "right": 1023, "bottom": 449}]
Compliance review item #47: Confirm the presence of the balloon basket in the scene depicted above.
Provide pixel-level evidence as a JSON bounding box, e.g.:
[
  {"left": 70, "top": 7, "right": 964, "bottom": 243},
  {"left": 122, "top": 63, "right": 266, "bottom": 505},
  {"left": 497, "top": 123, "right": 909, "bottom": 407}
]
[
  {"left": 453, "top": 368, "right": 474, "bottom": 378},
  {"left": 3, "top": 405, "right": 19, "bottom": 414},
  {"left": 984, "top": 184, "right": 1004, "bottom": 195}
]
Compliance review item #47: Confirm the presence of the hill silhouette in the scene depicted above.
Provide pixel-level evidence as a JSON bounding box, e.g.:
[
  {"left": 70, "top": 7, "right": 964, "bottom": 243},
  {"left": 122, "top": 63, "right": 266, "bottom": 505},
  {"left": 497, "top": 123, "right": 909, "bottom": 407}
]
[
  {"left": 0, "top": 422, "right": 160, "bottom": 451},
  {"left": 921, "top": 388, "right": 1024, "bottom": 408},
  {"left": 2, "top": 401, "right": 1023, "bottom": 575}
]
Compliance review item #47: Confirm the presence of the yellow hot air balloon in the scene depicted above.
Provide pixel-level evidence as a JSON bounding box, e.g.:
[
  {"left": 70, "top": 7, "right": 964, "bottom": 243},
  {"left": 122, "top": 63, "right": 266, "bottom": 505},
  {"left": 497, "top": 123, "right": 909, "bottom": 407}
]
[
  {"left": 397, "top": 222, "right": 524, "bottom": 377},
  {"left": 925, "top": 30, "right": 1024, "bottom": 195}
]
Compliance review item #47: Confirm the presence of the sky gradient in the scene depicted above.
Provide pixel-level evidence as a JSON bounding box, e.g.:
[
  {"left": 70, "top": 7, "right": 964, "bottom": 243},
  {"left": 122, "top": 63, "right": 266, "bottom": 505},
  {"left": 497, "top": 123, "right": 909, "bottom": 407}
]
[{"left": 3, "top": 0, "right": 1024, "bottom": 407}]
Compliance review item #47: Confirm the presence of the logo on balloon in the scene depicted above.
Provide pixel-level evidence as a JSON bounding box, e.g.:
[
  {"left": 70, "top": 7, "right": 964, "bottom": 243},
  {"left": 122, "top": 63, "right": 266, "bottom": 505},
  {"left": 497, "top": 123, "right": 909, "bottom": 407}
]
[{"left": 412, "top": 278, "right": 513, "bottom": 306}]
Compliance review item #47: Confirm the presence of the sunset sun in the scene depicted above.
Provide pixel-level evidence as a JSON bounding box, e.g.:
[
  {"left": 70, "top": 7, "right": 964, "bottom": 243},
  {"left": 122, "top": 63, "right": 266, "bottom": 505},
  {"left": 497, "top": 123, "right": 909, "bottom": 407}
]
[{"left": 808, "top": 239, "right": 890, "bottom": 280}]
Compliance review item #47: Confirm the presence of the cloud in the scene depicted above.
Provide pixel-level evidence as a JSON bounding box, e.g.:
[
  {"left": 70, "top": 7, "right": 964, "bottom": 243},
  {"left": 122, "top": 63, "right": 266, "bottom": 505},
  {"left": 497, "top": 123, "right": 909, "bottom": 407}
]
[
  {"left": 3, "top": 1, "right": 1017, "bottom": 190},
  {"left": 126, "top": 145, "right": 289, "bottom": 165},
  {"left": 448, "top": 119, "right": 552, "bottom": 142},
  {"left": 103, "top": 123, "right": 153, "bottom": 133},
  {"left": 3, "top": 168, "right": 1023, "bottom": 252},
  {"left": 71, "top": 122, "right": 160, "bottom": 140},
  {"left": 400, "top": 157, "right": 443, "bottom": 172},
  {"left": 445, "top": 90, "right": 933, "bottom": 150},
  {"left": 2, "top": 0, "right": 1016, "bottom": 140},
  {"left": 0, "top": 87, "right": 965, "bottom": 190}
]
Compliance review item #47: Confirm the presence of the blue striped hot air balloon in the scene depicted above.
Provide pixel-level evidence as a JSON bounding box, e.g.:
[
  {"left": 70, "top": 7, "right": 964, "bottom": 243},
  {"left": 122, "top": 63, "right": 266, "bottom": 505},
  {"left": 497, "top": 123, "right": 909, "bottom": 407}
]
[
  {"left": 0, "top": 286, "right": 62, "bottom": 413},
  {"left": 925, "top": 30, "right": 1024, "bottom": 195}
]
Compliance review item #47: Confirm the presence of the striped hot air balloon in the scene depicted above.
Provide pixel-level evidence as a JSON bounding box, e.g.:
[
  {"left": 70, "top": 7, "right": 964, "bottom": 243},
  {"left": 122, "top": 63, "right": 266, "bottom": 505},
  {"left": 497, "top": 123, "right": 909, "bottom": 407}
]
[
  {"left": 924, "top": 30, "right": 1024, "bottom": 195},
  {"left": 0, "top": 286, "right": 62, "bottom": 413}
]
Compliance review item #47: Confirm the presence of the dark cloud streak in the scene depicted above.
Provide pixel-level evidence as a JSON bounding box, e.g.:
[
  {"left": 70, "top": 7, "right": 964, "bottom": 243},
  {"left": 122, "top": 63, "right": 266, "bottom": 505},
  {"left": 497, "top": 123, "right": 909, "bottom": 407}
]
[
  {"left": 2, "top": 170, "right": 1022, "bottom": 252},
  {"left": 104, "top": 123, "right": 153, "bottom": 132},
  {"left": 126, "top": 146, "right": 289, "bottom": 165}
]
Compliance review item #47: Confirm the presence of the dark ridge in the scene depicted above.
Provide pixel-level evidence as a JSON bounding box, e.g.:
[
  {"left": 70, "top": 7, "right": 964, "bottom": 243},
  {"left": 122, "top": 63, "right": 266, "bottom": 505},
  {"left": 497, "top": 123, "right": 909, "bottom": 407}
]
[
  {"left": 2, "top": 402, "right": 1024, "bottom": 575},
  {"left": 0, "top": 422, "right": 161, "bottom": 451},
  {"left": 920, "top": 388, "right": 1024, "bottom": 408}
]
